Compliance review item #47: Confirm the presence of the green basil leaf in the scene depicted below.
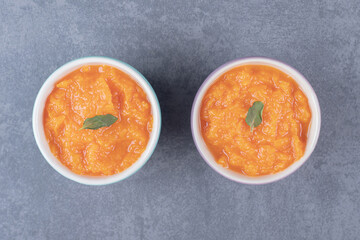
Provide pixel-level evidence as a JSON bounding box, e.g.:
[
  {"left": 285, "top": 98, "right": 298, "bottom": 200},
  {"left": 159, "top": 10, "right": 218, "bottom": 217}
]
[
  {"left": 80, "top": 114, "right": 118, "bottom": 130},
  {"left": 245, "top": 101, "right": 264, "bottom": 132}
]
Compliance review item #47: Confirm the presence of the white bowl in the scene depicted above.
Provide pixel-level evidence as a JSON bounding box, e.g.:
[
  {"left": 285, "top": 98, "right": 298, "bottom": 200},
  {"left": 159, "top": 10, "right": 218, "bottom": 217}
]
[
  {"left": 191, "top": 57, "right": 321, "bottom": 184},
  {"left": 33, "top": 57, "right": 162, "bottom": 185}
]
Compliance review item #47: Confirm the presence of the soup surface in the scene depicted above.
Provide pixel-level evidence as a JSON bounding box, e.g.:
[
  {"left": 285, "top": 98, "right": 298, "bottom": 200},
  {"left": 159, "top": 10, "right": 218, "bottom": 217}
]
[
  {"left": 200, "top": 65, "right": 311, "bottom": 176},
  {"left": 44, "top": 65, "right": 152, "bottom": 176}
]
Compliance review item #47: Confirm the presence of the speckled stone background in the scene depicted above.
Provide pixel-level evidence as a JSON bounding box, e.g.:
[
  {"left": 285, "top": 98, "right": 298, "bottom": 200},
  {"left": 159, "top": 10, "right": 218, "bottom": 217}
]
[{"left": 1, "top": 0, "right": 359, "bottom": 239}]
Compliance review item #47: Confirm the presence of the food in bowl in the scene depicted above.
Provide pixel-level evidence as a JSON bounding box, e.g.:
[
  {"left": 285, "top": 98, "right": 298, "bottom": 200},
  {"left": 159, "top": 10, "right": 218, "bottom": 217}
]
[
  {"left": 43, "top": 64, "right": 152, "bottom": 176},
  {"left": 200, "top": 65, "right": 311, "bottom": 176}
]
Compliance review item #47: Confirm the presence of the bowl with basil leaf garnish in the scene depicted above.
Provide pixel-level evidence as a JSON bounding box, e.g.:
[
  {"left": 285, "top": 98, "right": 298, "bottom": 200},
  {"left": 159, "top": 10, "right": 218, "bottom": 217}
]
[
  {"left": 191, "top": 57, "right": 320, "bottom": 184},
  {"left": 33, "top": 57, "right": 161, "bottom": 185}
]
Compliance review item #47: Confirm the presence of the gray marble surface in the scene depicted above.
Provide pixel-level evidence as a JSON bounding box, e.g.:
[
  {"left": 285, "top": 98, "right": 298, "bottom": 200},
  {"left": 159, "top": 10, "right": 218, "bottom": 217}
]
[{"left": 1, "top": 0, "right": 359, "bottom": 239}]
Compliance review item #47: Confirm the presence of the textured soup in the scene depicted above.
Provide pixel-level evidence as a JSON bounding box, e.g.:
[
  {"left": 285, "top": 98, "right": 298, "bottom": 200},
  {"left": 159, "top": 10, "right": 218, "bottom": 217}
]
[
  {"left": 200, "top": 65, "right": 311, "bottom": 176},
  {"left": 44, "top": 65, "right": 152, "bottom": 176}
]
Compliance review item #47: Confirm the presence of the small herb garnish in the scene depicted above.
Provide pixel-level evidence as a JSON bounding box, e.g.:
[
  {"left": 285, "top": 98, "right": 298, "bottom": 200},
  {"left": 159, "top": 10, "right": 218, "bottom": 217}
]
[
  {"left": 80, "top": 114, "right": 118, "bottom": 130},
  {"left": 245, "top": 101, "right": 264, "bottom": 132}
]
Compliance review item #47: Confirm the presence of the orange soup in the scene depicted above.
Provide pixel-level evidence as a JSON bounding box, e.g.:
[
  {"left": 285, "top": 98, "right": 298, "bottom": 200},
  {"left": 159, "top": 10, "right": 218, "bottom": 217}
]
[
  {"left": 44, "top": 65, "right": 152, "bottom": 176},
  {"left": 200, "top": 65, "right": 311, "bottom": 176}
]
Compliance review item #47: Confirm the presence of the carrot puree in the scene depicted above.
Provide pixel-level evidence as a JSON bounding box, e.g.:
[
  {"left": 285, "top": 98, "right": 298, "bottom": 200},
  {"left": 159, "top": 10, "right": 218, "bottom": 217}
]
[
  {"left": 200, "top": 65, "right": 311, "bottom": 176},
  {"left": 44, "top": 65, "right": 152, "bottom": 176}
]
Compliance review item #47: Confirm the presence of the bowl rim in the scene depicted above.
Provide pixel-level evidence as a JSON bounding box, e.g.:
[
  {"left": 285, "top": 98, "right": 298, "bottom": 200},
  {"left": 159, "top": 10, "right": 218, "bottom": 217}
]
[
  {"left": 191, "top": 57, "right": 321, "bottom": 184},
  {"left": 32, "top": 56, "right": 162, "bottom": 185}
]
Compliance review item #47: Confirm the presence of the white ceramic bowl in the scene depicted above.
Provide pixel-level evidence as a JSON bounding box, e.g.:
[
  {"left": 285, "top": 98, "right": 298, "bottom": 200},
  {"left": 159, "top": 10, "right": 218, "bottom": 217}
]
[
  {"left": 33, "top": 57, "right": 161, "bottom": 185},
  {"left": 191, "top": 57, "right": 321, "bottom": 184}
]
